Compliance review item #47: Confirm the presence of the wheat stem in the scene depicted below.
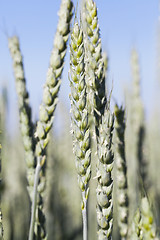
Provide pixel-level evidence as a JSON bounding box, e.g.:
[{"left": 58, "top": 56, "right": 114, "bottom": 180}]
[
  {"left": 28, "top": 158, "right": 42, "bottom": 240},
  {"left": 82, "top": 192, "right": 88, "bottom": 240}
]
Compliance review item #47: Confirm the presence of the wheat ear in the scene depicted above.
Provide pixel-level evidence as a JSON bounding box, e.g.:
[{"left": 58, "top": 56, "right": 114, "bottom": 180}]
[
  {"left": 29, "top": 0, "right": 73, "bottom": 239},
  {"left": 82, "top": 0, "right": 106, "bottom": 136},
  {"left": 8, "top": 36, "right": 35, "bottom": 201},
  {"left": 96, "top": 107, "right": 114, "bottom": 240},
  {"left": 114, "top": 105, "right": 129, "bottom": 239},
  {"left": 141, "top": 197, "right": 158, "bottom": 239},
  {"left": 70, "top": 21, "right": 91, "bottom": 240},
  {"left": 131, "top": 208, "right": 143, "bottom": 240},
  {"left": 131, "top": 197, "right": 158, "bottom": 239}
]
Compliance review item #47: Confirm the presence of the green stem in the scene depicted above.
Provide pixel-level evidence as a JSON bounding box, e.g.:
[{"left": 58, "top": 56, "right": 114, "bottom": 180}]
[
  {"left": 82, "top": 192, "right": 88, "bottom": 240},
  {"left": 28, "top": 157, "right": 42, "bottom": 240}
]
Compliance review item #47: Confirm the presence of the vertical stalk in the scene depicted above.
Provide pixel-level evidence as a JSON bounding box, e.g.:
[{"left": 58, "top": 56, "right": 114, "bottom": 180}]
[
  {"left": 28, "top": 159, "right": 42, "bottom": 240},
  {"left": 82, "top": 192, "right": 88, "bottom": 240}
]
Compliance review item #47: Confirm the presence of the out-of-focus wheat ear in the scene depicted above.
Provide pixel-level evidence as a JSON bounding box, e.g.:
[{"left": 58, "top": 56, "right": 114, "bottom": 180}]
[
  {"left": 141, "top": 197, "right": 158, "bottom": 239},
  {"left": 130, "top": 197, "right": 158, "bottom": 240},
  {"left": 0, "top": 209, "right": 4, "bottom": 239},
  {"left": 8, "top": 36, "right": 36, "bottom": 201},
  {"left": 114, "top": 105, "right": 129, "bottom": 240},
  {"left": 131, "top": 50, "right": 149, "bottom": 193},
  {"left": 82, "top": 0, "right": 107, "bottom": 137},
  {"left": 29, "top": 1, "right": 73, "bottom": 239},
  {"left": 131, "top": 208, "right": 143, "bottom": 240},
  {"left": 69, "top": 20, "right": 91, "bottom": 240},
  {"left": 127, "top": 48, "right": 146, "bottom": 223},
  {"left": 96, "top": 107, "right": 114, "bottom": 240}
]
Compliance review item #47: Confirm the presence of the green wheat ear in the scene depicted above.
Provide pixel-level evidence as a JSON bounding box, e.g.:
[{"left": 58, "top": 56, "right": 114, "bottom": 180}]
[
  {"left": 131, "top": 197, "right": 158, "bottom": 240},
  {"left": 96, "top": 106, "right": 114, "bottom": 240},
  {"left": 29, "top": 0, "right": 73, "bottom": 239},
  {"left": 70, "top": 20, "right": 91, "bottom": 240},
  {"left": 8, "top": 36, "right": 35, "bottom": 201},
  {"left": 114, "top": 104, "right": 129, "bottom": 239},
  {"left": 141, "top": 197, "right": 158, "bottom": 239},
  {"left": 131, "top": 208, "right": 143, "bottom": 240},
  {"left": 82, "top": 0, "right": 107, "bottom": 136}
]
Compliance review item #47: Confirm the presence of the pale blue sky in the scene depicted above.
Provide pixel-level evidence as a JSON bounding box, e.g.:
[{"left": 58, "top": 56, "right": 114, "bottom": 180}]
[{"left": 0, "top": 0, "right": 159, "bottom": 131}]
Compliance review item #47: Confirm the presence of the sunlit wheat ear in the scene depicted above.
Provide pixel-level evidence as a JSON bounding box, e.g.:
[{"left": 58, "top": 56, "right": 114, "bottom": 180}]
[
  {"left": 8, "top": 36, "right": 35, "bottom": 201},
  {"left": 69, "top": 20, "right": 91, "bottom": 240},
  {"left": 82, "top": 0, "right": 107, "bottom": 137},
  {"left": 114, "top": 104, "right": 129, "bottom": 240},
  {"left": 29, "top": 0, "right": 73, "bottom": 239},
  {"left": 96, "top": 107, "right": 114, "bottom": 240},
  {"left": 35, "top": 0, "right": 73, "bottom": 158}
]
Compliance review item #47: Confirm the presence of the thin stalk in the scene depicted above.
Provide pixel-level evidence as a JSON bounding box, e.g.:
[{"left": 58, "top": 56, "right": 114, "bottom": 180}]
[
  {"left": 28, "top": 157, "right": 45, "bottom": 240},
  {"left": 82, "top": 192, "right": 88, "bottom": 240}
]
